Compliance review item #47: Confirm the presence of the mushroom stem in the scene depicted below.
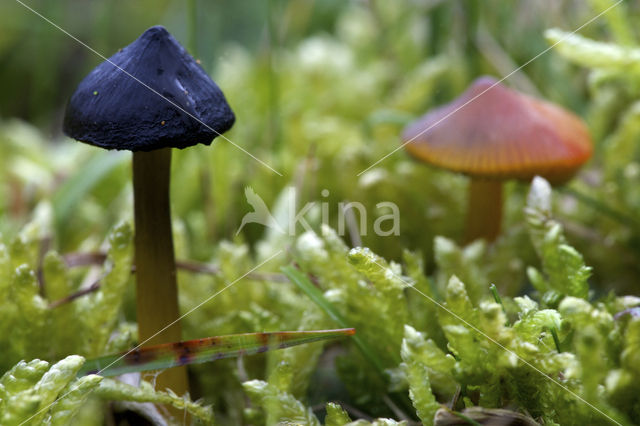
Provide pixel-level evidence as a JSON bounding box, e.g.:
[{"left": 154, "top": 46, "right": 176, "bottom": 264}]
[
  {"left": 133, "top": 149, "right": 188, "bottom": 395},
  {"left": 465, "top": 178, "right": 502, "bottom": 243}
]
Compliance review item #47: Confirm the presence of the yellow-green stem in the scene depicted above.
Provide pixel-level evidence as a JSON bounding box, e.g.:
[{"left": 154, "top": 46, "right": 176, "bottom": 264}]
[
  {"left": 133, "top": 149, "right": 188, "bottom": 396},
  {"left": 465, "top": 178, "right": 503, "bottom": 243}
]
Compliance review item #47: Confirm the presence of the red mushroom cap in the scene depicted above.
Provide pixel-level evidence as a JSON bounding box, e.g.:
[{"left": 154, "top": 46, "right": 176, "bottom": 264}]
[{"left": 402, "top": 76, "right": 592, "bottom": 185}]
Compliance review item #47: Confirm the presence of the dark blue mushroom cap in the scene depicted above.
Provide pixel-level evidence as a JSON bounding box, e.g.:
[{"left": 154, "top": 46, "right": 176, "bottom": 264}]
[{"left": 63, "top": 26, "right": 235, "bottom": 151}]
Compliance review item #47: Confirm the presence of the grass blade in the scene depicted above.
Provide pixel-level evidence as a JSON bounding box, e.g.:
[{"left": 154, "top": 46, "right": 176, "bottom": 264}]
[
  {"left": 281, "top": 265, "right": 387, "bottom": 375},
  {"left": 79, "top": 328, "right": 355, "bottom": 377},
  {"left": 53, "top": 151, "right": 127, "bottom": 224}
]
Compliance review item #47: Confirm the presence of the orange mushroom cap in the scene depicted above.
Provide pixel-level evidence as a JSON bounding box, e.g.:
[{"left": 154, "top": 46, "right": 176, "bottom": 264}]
[{"left": 402, "top": 76, "right": 593, "bottom": 185}]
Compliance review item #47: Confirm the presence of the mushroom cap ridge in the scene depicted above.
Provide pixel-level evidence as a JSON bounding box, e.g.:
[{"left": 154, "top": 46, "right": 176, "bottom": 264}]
[
  {"left": 402, "top": 76, "right": 592, "bottom": 184},
  {"left": 63, "top": 26, "right": 235, "bottom": 151}
]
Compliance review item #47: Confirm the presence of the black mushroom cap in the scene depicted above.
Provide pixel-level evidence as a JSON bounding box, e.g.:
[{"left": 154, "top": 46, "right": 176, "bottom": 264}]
[{"left": 63, "top": 26, "right": 235, "bottom": 151}]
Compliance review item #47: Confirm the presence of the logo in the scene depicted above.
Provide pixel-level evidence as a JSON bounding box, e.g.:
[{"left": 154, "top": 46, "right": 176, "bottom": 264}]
[
  {"left": 237, "top": 187, "right": 285, "bottom": 235},
  {"left": 237, "top": 187, "right": 400, "bottom": 238}
]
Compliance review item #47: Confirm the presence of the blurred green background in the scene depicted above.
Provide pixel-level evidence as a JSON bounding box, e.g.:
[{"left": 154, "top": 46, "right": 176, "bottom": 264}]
[
  {"left": 4, "top": 1, "right": 640, "bottom": 424},
  {"left": 2, "top": 0, "right": 640, "bottom": 293},
  {"left": 3, "top": 0, "right": 624, "bottom": 128},
  {"left": 1, "top": 0, "right": 344, "bottom": 127}
]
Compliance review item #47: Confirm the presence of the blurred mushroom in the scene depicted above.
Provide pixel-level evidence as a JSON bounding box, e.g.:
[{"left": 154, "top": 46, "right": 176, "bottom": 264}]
[
  {"left": 63, "top": 26, "right": 235, "bottom": 394},
  {"left": 402, "top": 76, "right": 592, "bottom": 242}
]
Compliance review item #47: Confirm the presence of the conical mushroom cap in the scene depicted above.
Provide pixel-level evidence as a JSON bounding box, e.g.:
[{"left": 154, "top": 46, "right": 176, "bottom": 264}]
[
  {"left": 63, "top": 26, "right": 235, "bottom": 151},
  {"left": 402, "top": 76, "right": 592, "bottom": 184}
]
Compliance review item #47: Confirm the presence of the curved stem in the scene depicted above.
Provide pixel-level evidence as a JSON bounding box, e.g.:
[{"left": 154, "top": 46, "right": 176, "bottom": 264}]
[
  {"left": 133, "top": 149, "right": 188, "bottom": 395},
  {"left": 465, "top": 178, "right": 503, "bottom": 243}
]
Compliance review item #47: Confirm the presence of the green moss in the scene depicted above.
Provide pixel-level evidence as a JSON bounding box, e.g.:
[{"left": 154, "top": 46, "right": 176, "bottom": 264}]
[{"left": 2, "top": 1, "right": 640, "bottom": 424}]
